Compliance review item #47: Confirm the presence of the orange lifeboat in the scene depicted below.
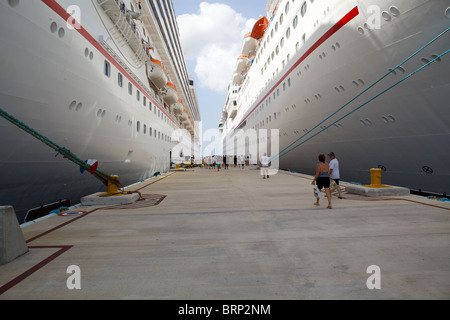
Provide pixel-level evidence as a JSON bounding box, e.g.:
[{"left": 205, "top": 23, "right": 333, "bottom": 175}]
[
  {"left": 241, "top": 32, "right": 257, "bottom": 57},
  {"left": 236, "top": 55, "right": 250, "bottom": 74},
  {"left": 172, "top": 98, "right": 183, "bottom": 115},
  {"left": 163, "top": 82, "right": 178, "bottom": 106},
  {"left": 251, "top": 16, "right": 269, "bottom": 40},
  {"left": 232, "top": 71, "right": 243, "bottom": 86},
  {"left": 147, "top": 59, "right": 168, "bottom": 89}
]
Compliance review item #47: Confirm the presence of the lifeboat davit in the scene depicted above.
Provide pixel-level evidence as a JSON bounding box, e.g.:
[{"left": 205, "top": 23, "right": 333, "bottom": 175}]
[
  {"left": 241, "top": 32, "right": 257, "bottom": 57},
  {"left": 163, "top": 82, "right": 178, "bottom": 106},
  {"left": 147, "top": 59, "right": 168, "bottom": 89},
  {"left": 251, "top": 16, "right": 269, "bottom": 40},
  {"left": 236, "top": 55, "right": 250, "bottom": 74},
  {"left": 172, "top": 98, "right": 183, "bottom": 115}
]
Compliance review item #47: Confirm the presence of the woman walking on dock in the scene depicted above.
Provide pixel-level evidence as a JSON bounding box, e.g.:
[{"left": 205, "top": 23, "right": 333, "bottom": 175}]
[{"left": 312, "top": 154, "right": 332, "bottom": 209}]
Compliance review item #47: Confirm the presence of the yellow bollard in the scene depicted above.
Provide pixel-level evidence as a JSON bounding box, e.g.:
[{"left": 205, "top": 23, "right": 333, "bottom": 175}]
[
  {"left": 370, "top": 168, "right": 382, "bottom": 188},
  {"left": 107, "top": 175, "right": 120, "bottom": 195}
]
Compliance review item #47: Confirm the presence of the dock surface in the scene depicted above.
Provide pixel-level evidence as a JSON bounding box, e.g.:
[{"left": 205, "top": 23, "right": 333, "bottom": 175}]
[{"left": 1, "top": 167, "right": 449, "bottom": 300}]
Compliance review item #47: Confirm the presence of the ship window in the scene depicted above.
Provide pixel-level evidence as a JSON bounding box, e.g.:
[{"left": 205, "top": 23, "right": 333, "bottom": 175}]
[
  {"left": 143, "top": 124, "right": 147, "bottom": 134},
  {"left": 149, "top": 102, "right": 152, "bottom": 111},
  {"left": 293, "top": 16, "right": 299, "bottom": 29},
  {"left": 104, "top": 61, "right": 111, "bottom": 78},
  {"left": 143, "top": 96, "right": 146, "bottom": 106},
  {"left": 285, "top": 2, "right": 290, "bottom": 14},
  {"left": 280, "top": 14, "right": 284, "bottom": 25},
  {"left": 128, "top": 83, "right": 132, "bottom": 95},
  {"left": 137, "top": 121, "right": 141, "bottom": 132},
  {"left": 286, "top": 27, "right": 291, "bottom": 39},
  {"left": 118, "top": 73, "right": 123, "bottom": 87},
  {"left": 136, "top": 90, "right": 140, "bottom": 101},
  {"left": 301, "top": 2, "right": 307, "bottom": 17},
  {"left": 150, "top": 127, "right": 152, "bottom": 136}
]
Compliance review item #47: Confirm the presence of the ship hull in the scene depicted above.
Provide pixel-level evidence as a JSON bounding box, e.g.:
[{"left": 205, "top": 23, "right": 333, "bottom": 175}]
[
  {"left": 222, "top": 0, "right": 450, "bottom": 195},
  {"left": 0, "top": 0, "right": 183, "bottom": 222}
]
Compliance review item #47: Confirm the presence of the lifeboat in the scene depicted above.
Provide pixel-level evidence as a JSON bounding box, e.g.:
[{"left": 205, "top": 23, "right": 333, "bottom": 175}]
[
  {"left": 172, "top": 98, "right": 183, "bottom": 115},
  {"left": 251, "top": 16, "right": 269, "bottom": 40},
  {"left": 241, "top": 33, "right": 257, "bottom": 57},
  {"left": 232, "top": 71, "right": 243, "bottom": 86},
  {"left": 163, "top": 82, "right": 178, "bottom": 106},
  {"left": 236, "top": 55, "right": 250, "bottom": 74},
  {"left": 179, "top": 110, "right": 188, "bottom": 121},
  {"left": 147, "top": 59, "right": 168, "bottom": 89}
]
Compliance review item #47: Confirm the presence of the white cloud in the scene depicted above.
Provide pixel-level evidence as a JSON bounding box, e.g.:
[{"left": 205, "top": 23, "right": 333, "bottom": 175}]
[{"left": 177, "top": 2, "right": 256, "bottom": 92}]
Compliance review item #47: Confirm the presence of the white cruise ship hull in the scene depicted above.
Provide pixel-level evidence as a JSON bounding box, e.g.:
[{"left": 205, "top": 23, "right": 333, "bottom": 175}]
[
  {"left": 221, "top": 0, "right": 450, "bottom": 195},
  {"left": 0, "top": 0, "right": 193, "bottom": 222}
]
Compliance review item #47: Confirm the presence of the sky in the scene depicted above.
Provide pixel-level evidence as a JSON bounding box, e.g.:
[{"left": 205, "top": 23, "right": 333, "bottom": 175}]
[{"left": 171, "top": 0, "right": 267, "bottom": 134}]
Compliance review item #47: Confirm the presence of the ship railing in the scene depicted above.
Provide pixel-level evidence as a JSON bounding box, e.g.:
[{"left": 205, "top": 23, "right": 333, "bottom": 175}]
[{"left": 96, "top": 0, "right": 148, "bottom": 66}]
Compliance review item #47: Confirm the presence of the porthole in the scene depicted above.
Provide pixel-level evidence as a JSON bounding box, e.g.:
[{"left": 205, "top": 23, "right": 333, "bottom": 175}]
[
  {"left": 446, "top": 7, "right": 450, "bottom": 19},
  {"left": 431, "top": 54, "right": 442, "bottom": 63},
  {"left": 293, "top": 16, "right": 298, "bottom": 29},
  {"left": 421, "top": 58, "right": 430, "bottom": 65},
  {"left": 58, "top": 27, "right": 65, "bottom": 38},
  {"left": 358, "top": 27, "right": 365, "bottom": 35},
  {"left": 76, "top": 103, "right": 83, "bottom": 111},
  {"left": 84, "top": 48, "right": 89, "bottom": 57},
  {"left": 50, "top": 22, "right": 58, "bottom": 33},
  {"left": 389, "top": 68, "right": 397, "bottom": 76},
  {"left": 69, "top": 101, "right": 77, "bottom": 110},
  {"left": 390, "top": 6, "right": 400, "bottom": 16},
  {"left": 397, "top": 66, "right": 405, "bottom": 73},
  {"left": 89, "top": 52, "right": 94, "bottom": 60},
  {"left": 8, "top": 0, "right": 19, "bottom": 7},
  {"left": 382, "top": 12, "right": 391, "bottom": 21}
]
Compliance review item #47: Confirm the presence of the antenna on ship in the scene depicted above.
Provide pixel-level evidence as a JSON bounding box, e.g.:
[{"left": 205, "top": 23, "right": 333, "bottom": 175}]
[{"left": 0, "top": 107, "right": 135, "bottom": 199}]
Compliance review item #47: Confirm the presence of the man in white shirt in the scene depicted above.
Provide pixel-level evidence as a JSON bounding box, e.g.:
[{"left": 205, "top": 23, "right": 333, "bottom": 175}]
[
  {"left": 328, "top": 152, "right": 343, "bottom": 199},
  {"left": 261, "top": 153, "right": 270, "bottom": 179}
]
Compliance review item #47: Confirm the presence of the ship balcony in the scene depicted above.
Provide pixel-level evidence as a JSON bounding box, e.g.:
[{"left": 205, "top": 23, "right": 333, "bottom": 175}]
[{"left": 97, "top": 0, "right": 147, "bottom": 64}]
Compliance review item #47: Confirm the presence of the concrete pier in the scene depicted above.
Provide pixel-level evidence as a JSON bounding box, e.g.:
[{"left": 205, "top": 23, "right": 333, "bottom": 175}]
[{"left": 0, "top": 168, "right": 449, "bottom": 300}]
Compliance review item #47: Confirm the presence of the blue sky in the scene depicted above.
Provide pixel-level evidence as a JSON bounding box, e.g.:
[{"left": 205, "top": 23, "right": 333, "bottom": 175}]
[{"left": 172, "top": 1, "right": 267, "bottom": 134}]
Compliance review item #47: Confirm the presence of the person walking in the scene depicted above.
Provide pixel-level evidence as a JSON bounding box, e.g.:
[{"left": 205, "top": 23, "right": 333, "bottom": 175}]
[
  {"left": 260, "top": 153, "right": 270, "bottom": 179},
  {"left": 216, "top": 156, "right": 221, "bottom": 171},
  {"left": 328, "top": 152, "right": 343, "bottom": 199},
  {"left": 223, "top": 155, "right": 228, "bottom": 170},
  {"left": 312, "top": 154, "right": 332, "bottom": 209},
  {"left": 240, "top": 154, "right": 245, "bottom": 169},
  {"left": 234, "top": 155, "right": 237, "bottom": 168}
]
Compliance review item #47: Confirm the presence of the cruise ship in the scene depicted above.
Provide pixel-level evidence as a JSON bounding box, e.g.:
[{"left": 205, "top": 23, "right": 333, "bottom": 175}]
[
  {"left": 219, "top": 0, "right": 449, "bottom": 195},
  {"left": 0, "top": 0, "right": 200, "bottom": 223}
]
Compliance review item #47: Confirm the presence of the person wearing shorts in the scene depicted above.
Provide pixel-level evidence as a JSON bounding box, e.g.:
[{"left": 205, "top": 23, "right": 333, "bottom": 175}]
[
  {"left": 312, "top": 154, "right": 332, "bottom": 209},
  {"left": 328, "top": 152, "right": 343, "bottom": 199}
]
